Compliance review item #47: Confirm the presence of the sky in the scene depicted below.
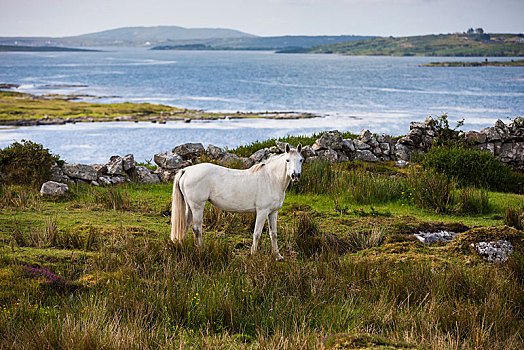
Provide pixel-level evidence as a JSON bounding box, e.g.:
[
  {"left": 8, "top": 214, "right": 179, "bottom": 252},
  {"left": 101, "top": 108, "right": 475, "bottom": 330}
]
[{"left": 0, "top": 0, "right": 523, "bottom": 37}]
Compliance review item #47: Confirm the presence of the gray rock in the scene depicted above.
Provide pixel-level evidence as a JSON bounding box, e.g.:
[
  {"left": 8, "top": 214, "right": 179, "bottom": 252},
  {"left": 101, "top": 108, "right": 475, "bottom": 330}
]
[
  {"left": 353, "top": 150, "right": 378, "bottom": 162},
  {"left": 305, "top": 156, "right": 321, "bottom": 164},
  {"left": 91, "top": 181, "right": 100, "bottom": 186},
  {"left": 513, "top": 116, "right": 524, "bottom": 128},
  {"left": 276, "top": 141, "right": 294, "bottom": 153},
  {"left": 372, "top": 146, "right": 382, "bottom": 155},
  {"left": 122, "top": 154, "right": 135, "bottom": 172},
  {"left": 241, "top": 157, "right": 255, "bottom": 168},
  {"left": 368, "top": 137, "right": 379, "bottom": 148},
  {"left": 342, "top": 139, "right": 355, "bottom": 152},
  {"left": 111, "top": 176, "right": 127, "bottom": 185},
  {"left": 464, "top": 131, "right": 487, "bottom": 144},
  {"left": 206, "top": 144, "right": 224, "bottom": 159},
  {"left": 358, "top": 129, "right": 373, "bottom": 143},
  {"left": 172, "top": 143, "right": 204, "bottom": 160},
  {"left": 395, "top": 160, "right": 409, "bottom": 167},
  {"left": 355, "top": 140, "right": 371, "bottom": 150},
  {"left": 470, "top": 240, "right": 513, "bottom": 262},
  {"left": 40, "top": 181, "right": 68, "bottom": 196},
  {"left": 480, "top": 127, "right": 501, "bottom": 142},
  {"left": 312, "top": 130, "right": 344, "bottom": 150},
  {"left": 154, "top": 167, "right": 176, "bottom": 184},
  {"left": 414, "top": 231, "right": 458, "bottom": 244},
  {"left": 250, "top": 148, "right": 269, "bottom": 163},
  {"left": 63, "top": 163, "right": 98, "bottom": 181},
  {"left": 316, "top": 149, "right": 339, "bottom": 163},
  {"left": 129, "top": 166, "right": 161, "bottom": 184},
  {"left": 49, "top": 165, "right": 72, "bottom": 183},
  {"left": 98, "top": 176, "right": 113, "bottom": 186},
  {"left": 91, "top": 164, "right": 108, "bottom": 177},
  {"left": 154, "top": 151, "right": 186, "bottom": 170},
  {"left": 336, "top": 151, "right": 349, "bottom": 162},
  {"left": 106, "top": 156, "right": 124, "bottom": 175},
  {"left": 218, "top": 153, "right": 242, "bottom": 167},
  {"left": 300, "top": 145, "right": 316, "bottom": 158},
  {"left": 379, "top": 142, "right": 391, "bottom": 155},
  {"left": 377, "top": 134, "right": 391, "bottom": 144},
  {"left": 394, "top": 143, "right": 412, "bottom": 161}
]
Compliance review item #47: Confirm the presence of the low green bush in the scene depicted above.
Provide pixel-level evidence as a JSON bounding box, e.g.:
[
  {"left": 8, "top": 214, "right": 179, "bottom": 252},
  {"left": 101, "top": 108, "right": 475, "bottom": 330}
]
[
  {"left": 408, "top": 169, "right": 455, "bottom": 213},
  {"left": 0, "top": 140, "right": 61, "bottom": 187},
  {"left": 419, "top": 145, "right": 523, "bottom": 193}
]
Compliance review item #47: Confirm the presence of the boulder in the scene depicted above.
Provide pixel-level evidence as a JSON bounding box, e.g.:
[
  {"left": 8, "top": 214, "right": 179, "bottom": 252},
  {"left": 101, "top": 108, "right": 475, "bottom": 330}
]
[
  {"left": 91, "top": 164, "right": 108, "bottom": 177},
  {"left": 50, "top": 164, "right": 73, "bottom": 183},
  {"left": 353, "top": 150, "right": 378, "bottom": 162},
  {"left": 379, "top": 142, "right": 391, "bottom": 155},
  {"left": 106, "top": 156, "right": 124, "bottom": 175},
  {"left": 154, "top": 167, "right": 176, "bottom": 184},
  {"left": 312, "top": 130, "right": 344, "bottom": 151},
  {"left": 218, "top": 153, "right": 242, "bottom": 167},
  {"left": 395, "top": 160, "right": 409, "bottom": 167},
  {"left": 300, "top": 145, "right": 316, "bottom": 158},
  {"left": 342, "top": 139, "right": 355, "bottom": 152},
  {"left": 358, "top": 129, "right": 373, "bottom": 143},
  {"left": 316, "top": 149, "right": 339, "bottom": 163},
  {"left": 62, "top": 163, "right": 98, "bottom": 181},
  {"left": 336, "top": 151, "right": 349, "bottom": 162},
  {"left": 154, "top": 151, "right": 186, "bottom": 170},
  {"left": 241, "top": 157, "right": 255, "bottom": 168},
  {"left": 172, "top": 143, "right": 204, "bottom": 160},
  {"left": 377, "top": 134, "right": 391, "bottom": 144},
  {"left": 122, "top": 154, "right": 135, "bottom": 172},
  {"left": 479, "top": 127, "right": 501, "bottom": 142},
  {"left": 354, "top": 140, "right": 371, "bottom": 150},
  {"left": 250, "top": 148, "right": 269, "bottom": 163},
  {"left": 40, "top": 181, "right": 68, "bottom": 196},
  {"left": 464, "top": 131, "right": 487, "bottom": 145},
  {"left": 276, "top": 141, "right": 294, "bottom": 153},
  {"left": 470, "top": 240, "right": 513, "bottom": 263},
  {"left": 129, "top": 166, "right": 161, "bottom": 184},
  {"left": 206, "top": 144, "right": 224, "bottom": 159},
  {"left": 394, "top": 143, "right": 412, "bottom": 161}
]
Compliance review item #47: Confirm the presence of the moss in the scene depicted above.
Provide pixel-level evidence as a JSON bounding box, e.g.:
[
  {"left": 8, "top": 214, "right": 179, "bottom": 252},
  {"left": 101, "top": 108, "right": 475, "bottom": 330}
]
[{"left": 448, "top": 225, "right": 524, "bottom": 252}]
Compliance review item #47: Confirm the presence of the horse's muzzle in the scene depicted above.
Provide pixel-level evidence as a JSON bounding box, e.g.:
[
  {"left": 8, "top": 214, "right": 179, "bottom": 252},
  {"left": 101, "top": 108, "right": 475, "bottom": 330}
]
[{"left": 291, "top": 173, "right": 301, "bottom": 183}]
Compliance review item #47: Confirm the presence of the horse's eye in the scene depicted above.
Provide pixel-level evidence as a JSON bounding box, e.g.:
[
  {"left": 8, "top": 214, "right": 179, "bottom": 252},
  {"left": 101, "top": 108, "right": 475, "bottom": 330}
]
[{"left": 286, "top": 160, "right": 289, "bottom": 162}]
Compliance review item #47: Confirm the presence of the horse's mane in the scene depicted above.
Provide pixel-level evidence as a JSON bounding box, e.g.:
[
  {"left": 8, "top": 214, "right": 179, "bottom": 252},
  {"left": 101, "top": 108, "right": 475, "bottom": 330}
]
[{"left": 249, "top": 151, "right": 301, "bottom": 173}]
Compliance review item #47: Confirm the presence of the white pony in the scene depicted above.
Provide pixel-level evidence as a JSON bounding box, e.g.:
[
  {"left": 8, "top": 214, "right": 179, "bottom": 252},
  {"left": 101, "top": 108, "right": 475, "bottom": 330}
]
[{"left": 171, "top": 143, "right": 303, "bottom": 260}]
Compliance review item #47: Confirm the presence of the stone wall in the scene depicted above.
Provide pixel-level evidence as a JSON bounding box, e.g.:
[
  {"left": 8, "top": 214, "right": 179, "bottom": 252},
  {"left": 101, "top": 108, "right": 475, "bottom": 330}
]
[{"left": 42, "top": 117, "right": 524, "bottom": 189}]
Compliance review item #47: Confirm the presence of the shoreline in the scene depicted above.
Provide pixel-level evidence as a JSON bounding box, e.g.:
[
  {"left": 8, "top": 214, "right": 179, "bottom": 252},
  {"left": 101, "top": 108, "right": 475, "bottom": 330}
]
[{"left": 0, "top": 88, "right": 320, "bottom": 126}]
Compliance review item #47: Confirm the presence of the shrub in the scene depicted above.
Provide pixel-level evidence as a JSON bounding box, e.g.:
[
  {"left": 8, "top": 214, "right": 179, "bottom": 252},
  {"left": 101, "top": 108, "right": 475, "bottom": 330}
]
[
  {"left": 454, "top": 187, "right": 491, "bottom": 215},
  {"left": 409, "top": 169, "right": 455, "bottom": 213},
  {"left": 0, "top": 140, "right": 61, "bottom": 187},
  {"left": 419, "top": 145, "right": 523, "bottom": 193}
]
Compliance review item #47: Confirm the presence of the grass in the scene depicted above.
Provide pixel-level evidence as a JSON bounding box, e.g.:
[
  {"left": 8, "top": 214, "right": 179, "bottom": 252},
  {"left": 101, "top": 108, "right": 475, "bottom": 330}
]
[{"left": 0, "top": 162, "right": 523, "bottom": 349}]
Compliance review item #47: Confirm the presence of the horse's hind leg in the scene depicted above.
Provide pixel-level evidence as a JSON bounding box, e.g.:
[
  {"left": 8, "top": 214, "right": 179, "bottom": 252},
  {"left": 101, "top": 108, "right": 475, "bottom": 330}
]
[
  {"left": 189, "top": 202, "right": 204, "bottom": 248},
  {"left": 250, "top": 210, "right": 269, "bottom": 255},
  {"left": 268, "top": 211, "right": 283, "bottom": 261},
  {"left": 184, "top": 204, "right": 193, "bottom": 237}
]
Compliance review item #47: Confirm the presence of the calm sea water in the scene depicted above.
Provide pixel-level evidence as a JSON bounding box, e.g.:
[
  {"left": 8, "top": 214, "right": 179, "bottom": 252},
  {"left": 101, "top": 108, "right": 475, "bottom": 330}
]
[{"left": 0, "top": 48, "right": 523, "bottom": 162}]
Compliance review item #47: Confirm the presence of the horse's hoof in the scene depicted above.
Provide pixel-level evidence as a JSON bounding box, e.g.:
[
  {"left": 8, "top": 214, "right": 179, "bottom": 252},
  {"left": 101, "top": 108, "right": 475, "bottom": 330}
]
[{"left": 275, "top": 254, "right": 284, "bottom": 262}]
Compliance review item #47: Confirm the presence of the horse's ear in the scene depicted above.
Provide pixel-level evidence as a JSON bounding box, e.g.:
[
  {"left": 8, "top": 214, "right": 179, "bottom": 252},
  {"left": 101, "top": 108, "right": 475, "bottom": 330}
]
[
  {"left": 297, "top": 143, "right": 302, "bottom": 153},
  {"left": 285, "top": 144, "right": 290, "bottom": 153}
]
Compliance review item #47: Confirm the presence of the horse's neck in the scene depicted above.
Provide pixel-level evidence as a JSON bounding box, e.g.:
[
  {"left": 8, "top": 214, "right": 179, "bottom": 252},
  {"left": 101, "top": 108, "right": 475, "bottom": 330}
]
[{"left": 264, "top": 156, "right": 290, "bottom": 194}]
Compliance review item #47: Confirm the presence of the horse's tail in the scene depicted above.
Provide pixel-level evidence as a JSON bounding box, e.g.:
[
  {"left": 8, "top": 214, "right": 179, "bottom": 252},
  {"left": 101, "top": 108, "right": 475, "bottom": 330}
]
[{"left": 171, "top": 170, "right": 187, "bottom": 243}]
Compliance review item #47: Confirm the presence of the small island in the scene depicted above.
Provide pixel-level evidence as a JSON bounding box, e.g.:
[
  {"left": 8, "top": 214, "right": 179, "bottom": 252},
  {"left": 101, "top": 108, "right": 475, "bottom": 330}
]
[
  {"left": 0, "top": 89, "right": 317, "bottom": 126},
  {"left": 421, "top": 59, "right": 524, "bottom": 67}
]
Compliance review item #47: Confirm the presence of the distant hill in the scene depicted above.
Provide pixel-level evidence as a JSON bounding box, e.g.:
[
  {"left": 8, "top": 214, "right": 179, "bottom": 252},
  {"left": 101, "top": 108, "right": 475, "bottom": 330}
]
[
  {"left": 284, "top": 33, "right": 524, "bottom": 56},
  {"left": 151, "top": 35, "right": 375, "bottom": 51},
  {"left": 0, "top": 25, "right": 257, "bottom": 48}
]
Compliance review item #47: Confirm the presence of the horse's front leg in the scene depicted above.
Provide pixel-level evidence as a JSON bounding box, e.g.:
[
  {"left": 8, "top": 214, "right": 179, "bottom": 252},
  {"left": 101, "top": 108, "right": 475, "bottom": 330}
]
[
  {"left": 268, "top": 211, "right": 283, "bottom": 261},
  {"left": 250, "top": 210, "right": 269, "bottom": 255}
]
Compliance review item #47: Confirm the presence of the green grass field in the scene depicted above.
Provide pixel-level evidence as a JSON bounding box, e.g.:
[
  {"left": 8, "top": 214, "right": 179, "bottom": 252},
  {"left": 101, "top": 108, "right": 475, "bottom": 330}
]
[{"left": 1, "top": 160, "right": 523, "bottom": 349}]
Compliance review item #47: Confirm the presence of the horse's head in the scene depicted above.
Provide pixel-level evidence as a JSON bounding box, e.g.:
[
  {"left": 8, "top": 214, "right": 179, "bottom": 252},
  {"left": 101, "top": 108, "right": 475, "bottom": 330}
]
[{"left": 284, "top": 143, "right": 303, "bottom": 183}]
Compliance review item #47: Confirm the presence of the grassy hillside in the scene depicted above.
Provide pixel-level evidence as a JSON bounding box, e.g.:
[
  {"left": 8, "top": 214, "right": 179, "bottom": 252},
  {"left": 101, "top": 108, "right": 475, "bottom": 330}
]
[
  {"left": 282, "top": 33, "right": 524, "bottom": 56},
  {"left": 0, "top": 152, "right": 523, "bottom": 348}
]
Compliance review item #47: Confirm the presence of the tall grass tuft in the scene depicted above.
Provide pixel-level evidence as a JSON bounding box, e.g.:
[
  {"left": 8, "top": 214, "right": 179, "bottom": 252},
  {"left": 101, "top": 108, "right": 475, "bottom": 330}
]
[
  {"left": 344, "top": 170, "right": 405, "bottom": 204},
  {"left": 454, "top": 187, "right": 491, "bottom": 215},
  {"left": 409, "top": 169, "right": 455, "bottom": 213},
  {"left": 95, "top": 186, "right": 133, "bottom": 211},
  {"left": 347, "top": 226, "right": 386, "bottom": 252},
  {"left": 504, "top": 206, "right": 523, "bottom": 230},
  {"left": 289, "top": 159, "right": 336, "bottom": 195}
]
